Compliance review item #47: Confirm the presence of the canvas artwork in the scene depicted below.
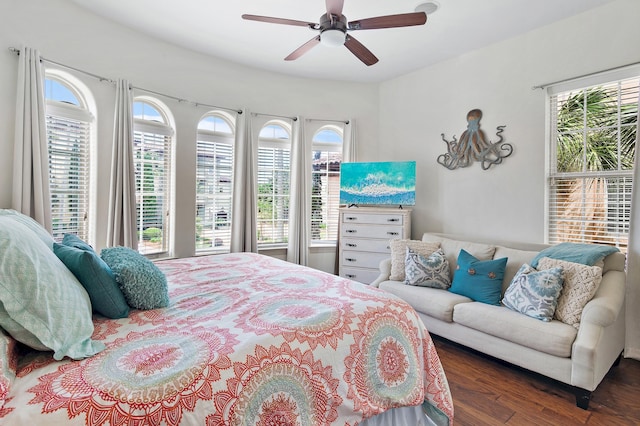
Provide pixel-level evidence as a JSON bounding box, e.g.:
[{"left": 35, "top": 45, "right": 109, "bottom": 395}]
[{"left": 340, "top": 161, "right": 416, "bottom": 206}]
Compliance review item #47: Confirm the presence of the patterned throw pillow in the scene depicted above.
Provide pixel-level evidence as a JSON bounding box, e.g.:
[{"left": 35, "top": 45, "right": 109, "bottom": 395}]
[
  {"left": 538, "top": 257, "right": 603, "bottom": 329},
  {"left": 502, "top": 264, "right": 564, "bottom": 321},
  {"left": 389, "top": 239, "right": 440, "bottom": 281},
  {"left": 101, "top": 246, "right": 169, "bottom": 310},
  {"left": 448, "top": 249, "right": 508, "bottom": 305},
  {"left": 404, "top": 247, "right": 451, "bottom": 289}
]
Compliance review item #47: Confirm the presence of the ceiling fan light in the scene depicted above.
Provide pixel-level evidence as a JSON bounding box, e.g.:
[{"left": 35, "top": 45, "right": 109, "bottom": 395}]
[{"left": 321, "top": 29, "right": 346, "bottom": 47}]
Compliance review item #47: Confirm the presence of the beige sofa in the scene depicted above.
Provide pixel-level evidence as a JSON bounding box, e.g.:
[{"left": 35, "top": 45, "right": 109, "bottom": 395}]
[{"left": 371, "top": 233, "right": 626, "bottom": 409}]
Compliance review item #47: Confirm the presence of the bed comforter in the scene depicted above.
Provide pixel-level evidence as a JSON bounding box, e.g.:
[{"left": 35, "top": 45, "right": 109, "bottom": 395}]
[{"left": 1, "top": 253, "right": 453, "bottom": 425}]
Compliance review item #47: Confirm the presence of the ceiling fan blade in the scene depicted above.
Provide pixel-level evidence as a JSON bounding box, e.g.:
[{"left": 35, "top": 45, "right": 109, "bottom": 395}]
[
  {"left": 242, "top": 14, "right": 316, "bottom": 28},
  {"left": 344, "top": 35, "right": 378, "bottom": 66},
  {"left": 325, "top": 0, "right": 344, "bottom": 17},
  {"left": 285, "top": 36, "right": 321, "bottom": 61},
  {"left": 348, "top": 12, "right": 427, "bottom": 30}
]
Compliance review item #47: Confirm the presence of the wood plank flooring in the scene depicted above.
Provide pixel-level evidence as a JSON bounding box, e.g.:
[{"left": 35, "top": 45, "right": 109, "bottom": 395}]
[{"left": 432, "top": 336, "right": 640, "bottom": 425}]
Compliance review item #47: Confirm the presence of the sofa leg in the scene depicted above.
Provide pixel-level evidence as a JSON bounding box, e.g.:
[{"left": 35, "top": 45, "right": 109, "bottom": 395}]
[{"left": 575, "top": 388, "right": 591, "bottom": 410}]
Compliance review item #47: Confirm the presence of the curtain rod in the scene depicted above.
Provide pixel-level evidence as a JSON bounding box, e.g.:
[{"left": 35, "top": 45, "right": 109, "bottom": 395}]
[
  {"left": 532, "top": 60, "right": 640, "bottom": 90},
  {"left": 9, "top": 47, "right": 243, "bottom": 115},
  {"left": 251, "top": 112, "right": 297, "bottom": 122},
  {"left": 306, "top": 117, "right": 350, "bottom": 125}
]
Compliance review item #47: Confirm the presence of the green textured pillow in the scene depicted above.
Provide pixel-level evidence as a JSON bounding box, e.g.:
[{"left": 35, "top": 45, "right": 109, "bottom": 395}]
[
  {"left": 449, "top": 249, "right": 508, "bottom": 305},
  {"left": 0, "top": 217, "right": 104, "bottom": 360},
  {"left": 100, "top": 246, "right": 169, "bottom": 310},
  {"left": 54, "top": 243, "right": 130, "bottom": 319},
  {"left": 0, "top": 208, "right": 54, "bottom": 250}
]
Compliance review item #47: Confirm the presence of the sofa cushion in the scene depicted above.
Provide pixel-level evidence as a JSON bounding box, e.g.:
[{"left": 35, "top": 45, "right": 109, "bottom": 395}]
[
  {"left": 389, "top": 239, "right": 440, "bottom": 281},
  {"left": 538, "top": 257, "right": 603, "bottom": 329},
  {"left": 493, "top": 246, "right": 541, "bottom": 293},
  {"left": 502, "top": 264, "right": 564, "bottom": 321},
  {"left": 449, "top": 250, "right": 507, "bottom": 305},
  {"left": 405, "top": 248, "right": 451, "bottom": 289},
  {"left": 379, "top": 280, "right": 472, "bottom": 322},
  {"left": 422, "top": 234, "right": 496, "bottom": 278},
  {"left": 453, "top": 302, "right": 578, "bottom": 357}
]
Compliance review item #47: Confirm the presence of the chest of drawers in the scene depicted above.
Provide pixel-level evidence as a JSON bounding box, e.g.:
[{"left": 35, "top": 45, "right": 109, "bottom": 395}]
[{"left": 338, "top": 206, "right": 411, "bottom": 284}]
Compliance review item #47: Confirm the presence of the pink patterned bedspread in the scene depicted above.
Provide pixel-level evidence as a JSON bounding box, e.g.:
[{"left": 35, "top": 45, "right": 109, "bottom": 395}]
[{"left": 2, "top": 253, "right": 453, "bottom": 425}]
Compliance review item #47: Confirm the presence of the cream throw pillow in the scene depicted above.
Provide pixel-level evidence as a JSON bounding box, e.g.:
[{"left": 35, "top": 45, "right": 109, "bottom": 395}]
[
  {"left": 389, "top": 239, "right": 440, "bottom": 281},
  {"left": 538, "top": 257, "right": 603, "bottom": 329}
]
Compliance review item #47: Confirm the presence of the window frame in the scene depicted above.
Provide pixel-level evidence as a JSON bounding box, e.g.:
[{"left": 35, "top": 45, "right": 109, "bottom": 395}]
[
  {"left": 545, "top": 65, "right": 640, "bottom": 250},
  {"left": 310, "top": 125, "right": 343, "bottom": 246},
  {"left": 195, "top": 112, "right": 235, "bottom": 254},
  {"left": 132, "top": 96, "right": 175, "bottom": 257},
  {"left": 257, "top": 120, "right": 292, "bottom": 248}
]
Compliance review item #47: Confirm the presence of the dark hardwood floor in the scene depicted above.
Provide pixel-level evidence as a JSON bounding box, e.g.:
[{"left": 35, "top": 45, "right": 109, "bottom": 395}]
[{"left": 432, "top": 336, "right": 640, "bottom": 425}]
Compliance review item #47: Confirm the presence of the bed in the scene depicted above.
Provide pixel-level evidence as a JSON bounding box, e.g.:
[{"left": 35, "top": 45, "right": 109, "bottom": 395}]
[{"left": 0, "top": 213, "right": 453, "bottom": 425}]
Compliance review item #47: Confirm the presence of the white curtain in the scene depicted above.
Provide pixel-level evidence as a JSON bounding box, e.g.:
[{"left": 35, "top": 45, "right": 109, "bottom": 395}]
[
  {"left": 230, "top": 110, "right": 258, "bottom": 253},
  {"left": 287, "top": 117, "right": 311, "bottom": 265},
  {"left": 625, "top": 93, "right": 640, "bottom": 361},
  {"left": 12, "top": 47, "right": 51, "bottom": 232},
  {"left": 343, "top": 119, "right": 357, "bottom": 162},
  {"left": 106, "top": 79, "right": 137, "bottom": 249}
]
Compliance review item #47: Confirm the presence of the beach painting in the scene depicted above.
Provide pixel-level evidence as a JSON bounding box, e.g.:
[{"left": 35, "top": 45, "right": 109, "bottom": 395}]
[{"left": 340, "top": 161, "right": 416, "bottom": 206}]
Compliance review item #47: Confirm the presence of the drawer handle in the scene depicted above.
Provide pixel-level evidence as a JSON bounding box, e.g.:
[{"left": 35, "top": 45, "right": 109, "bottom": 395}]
[
  {"left": 386, "top": 246, "right": 391, "bottom": 249},
  {"left": 387, "top": 218, "right": 400, "bottom": 222},
  {"left": 345, "top": 258, "right": 357, "bottom": 262},
  {"left": 387, "top": 231, "right": 399, "bottom": 236},
  {"left": 345, "top": 274, "right": 356, "bottom": 278},
  {"left": 346, "top": 229, "right": 357, "bottom": 234},
  {"left": 345, "top": 216, "right": 358, "bottom": 221},
  {"left": 346, "top": 243, "right": 357, "bottom": 247}
]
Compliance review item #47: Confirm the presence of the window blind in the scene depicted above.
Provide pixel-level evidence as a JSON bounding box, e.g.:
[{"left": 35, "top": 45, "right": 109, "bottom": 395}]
[
  {"left": 311, "top": 147, "right": 342, "bottom": 243},
  {"left": 134, "top": 130, "right": 171, "bottom": 255},
  {"left": 47, "top": 113, "right": 90, "bottom": 241},
  {"left": 196, "top": 134, "right": 233, "bottom": 252},
  {"left": 257, "top": 143, "right": 290, "bottom": 245},
  {"left": 548, "top": 76, "right": 639, "bottom": 250}
]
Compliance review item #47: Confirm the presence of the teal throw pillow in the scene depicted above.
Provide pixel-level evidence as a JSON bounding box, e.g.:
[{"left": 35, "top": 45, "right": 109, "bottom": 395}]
[
  {"left": 54, "top": 243, "right": 130, "bottom": 319},
  {"left": 404, "top": 247, "right": 451, "bottom": 289},
  {"left": 0, "top": 217, "right": 104, "bottom": 360},
  {"left": 62, "top": 233, "right": 95, "bottom": 252},
  {"left": 502, "top": 264, "right": 564, "bottom": 321},
  {"left": 100, "top": 246, "right": 169, "bottom": 310},
  {"left": 449, "top": 249, "right": 507, "bottom": 305}
]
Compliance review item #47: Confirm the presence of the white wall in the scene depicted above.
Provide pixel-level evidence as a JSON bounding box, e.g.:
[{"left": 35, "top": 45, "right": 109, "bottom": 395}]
[
  {"left": 0, "top": 0, "right": 379, "bottom": 272},
  {"left": 379, "top": 0, "right": 640, "bottom": 243}
]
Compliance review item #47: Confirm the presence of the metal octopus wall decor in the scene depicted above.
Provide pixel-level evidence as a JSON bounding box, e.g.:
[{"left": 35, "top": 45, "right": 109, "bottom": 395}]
[{"left": 437, "top": 109, "right": 513, "bottom": 170}]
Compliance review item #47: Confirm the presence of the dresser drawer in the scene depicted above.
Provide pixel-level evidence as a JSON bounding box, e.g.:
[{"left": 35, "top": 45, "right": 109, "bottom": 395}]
[
  {"left": 341, "top": 250, "right": 390, "bottom": 269},
  {"left": 341, "top": 223, "right": 403, "bottom": 239},
  {"left": 340, "top": 267, "right": 382, "bottom": 284},
  {"left": 341, "top": 237, "right": 391, "bottom": 253},
  {"left": 342, "top": 212, "right": 405, "bottom": 225}
]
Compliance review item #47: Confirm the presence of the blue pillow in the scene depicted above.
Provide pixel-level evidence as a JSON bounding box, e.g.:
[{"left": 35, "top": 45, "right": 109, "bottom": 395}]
[
  {"left": 100, "top": 247, "right": 169, "bottom": 310},
  {"left": 449, "top": 249, "right": 507, "bottom": 305},
  {"left": 62, "top": 233, "right": 95, "bottom": 252},
  {"left": 502, "top": 264, "right": 564, "bottom": 321},
  {"left": 530, "top": 242, "right": 619, "bottom": 268},
  {"left": 53, "top": 243, "right": 129, "bottom": 319}
]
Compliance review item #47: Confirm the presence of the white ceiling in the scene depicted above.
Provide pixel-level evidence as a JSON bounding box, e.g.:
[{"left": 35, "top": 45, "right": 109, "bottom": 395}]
[{"left": 70, "top": 0, "right": 614, "bottom": 83}]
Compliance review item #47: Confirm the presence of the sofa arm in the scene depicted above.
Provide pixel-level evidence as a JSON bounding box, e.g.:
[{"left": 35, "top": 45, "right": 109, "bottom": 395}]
[
  {"left": 580, "top": 270, "right": 626, "bottom": 328},
  {"left": 370, "top": 258, "right": 392, "bottom": 288}
]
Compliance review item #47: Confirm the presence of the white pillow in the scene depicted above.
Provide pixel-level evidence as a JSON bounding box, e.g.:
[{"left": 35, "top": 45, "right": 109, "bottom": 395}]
[
  {"left": 537, "top": 257, "right": 602, "bottom": 328},
  {"left": 0, "top": 209, "right": 54, "bottom": 249},
  {"left": 0, "top": 216, "right": 104, "bottom": 360}
]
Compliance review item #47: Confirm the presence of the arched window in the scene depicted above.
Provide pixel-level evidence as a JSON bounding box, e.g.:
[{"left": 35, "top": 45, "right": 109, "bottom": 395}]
[
  {"left": 257, "top": 121, "right": 291, "bottom": 246},
  {"left": 44, "top": 71, "right": 94, "bottom": 242},
  {"left": 133, "top": 97, "right": 174, "bottom": 255},
  {"left": 196, "top": 112, "right": 235, "bottom": 253},
  {"left": 311, "top": 126, "right": 343, "bottom": 243}
]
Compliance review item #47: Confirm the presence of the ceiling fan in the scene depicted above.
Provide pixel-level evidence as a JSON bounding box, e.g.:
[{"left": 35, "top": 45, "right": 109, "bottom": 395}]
[{"left": 242, "top": 0, "right": 427, "bottom": 66}]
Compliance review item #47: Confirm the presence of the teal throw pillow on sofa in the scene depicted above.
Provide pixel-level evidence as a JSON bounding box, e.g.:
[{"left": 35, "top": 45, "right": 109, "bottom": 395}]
[
  {"left": 62, "top": 233, "right": 95, "bottom": 252},
  {"left": 502, "top": 264, "right": 564, "bottom": 321},
  {"left": 101, "top": 246, "right": 169, "bottom": 310},
  {"left": 449, "top": 249, "right": 507, "bottom": 305},
  {"left": 54, "top": 243, "right": 130, "bottom": 319}
]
